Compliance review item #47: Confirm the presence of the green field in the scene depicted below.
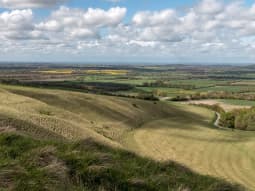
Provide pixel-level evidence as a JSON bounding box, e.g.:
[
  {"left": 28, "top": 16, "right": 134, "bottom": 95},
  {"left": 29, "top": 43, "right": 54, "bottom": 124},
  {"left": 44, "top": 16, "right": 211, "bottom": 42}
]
[
  {"left": 197, "top": 86, "right": 255, "bottom": 93},
  {"left": 167, "top": 79, "right": 229, "bottom": 88},
  {"left": 220, "top": 99, "right": 255, "bottom": 106}
]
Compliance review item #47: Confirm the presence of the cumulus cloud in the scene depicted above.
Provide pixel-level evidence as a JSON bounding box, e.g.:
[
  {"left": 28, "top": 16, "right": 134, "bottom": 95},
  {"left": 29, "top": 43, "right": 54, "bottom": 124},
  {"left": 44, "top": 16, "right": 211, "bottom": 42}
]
[
  {"left": 133, "top": 9, "right": 178, "bottom": 27},
  {"left": 0, "top": 9, "right": 45, "bottom": 40},
  {"left": 125, "top": 0, "right": 255, "bottom": 46},
  {"left": 36, "top": 6, "right": 127, "bottom": 39},
  {"left": 0, "top": 0, "right": 255, "bottom": 62},
  {"left": 196, "top": 0, "right": 223, "bottom": 14},
  {"left": 0, "top": 6, "right": 127, "bottom": 42},
  {"left": 0, "top": 0, "right": 66, "bottom": 9}
]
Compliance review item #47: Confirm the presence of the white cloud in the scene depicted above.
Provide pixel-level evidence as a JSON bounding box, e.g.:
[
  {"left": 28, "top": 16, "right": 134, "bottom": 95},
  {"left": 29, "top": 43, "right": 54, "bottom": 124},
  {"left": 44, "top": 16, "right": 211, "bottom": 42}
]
[
  {"left": 0, "top": 9, "right": 33, "bottom": 29},
  {"left": 36, "top": 6, "right": 127, "bottom": 39},
  {"left": 127, "top": 0, "right": 255, "bottom": 44},
  {"left": 0, "top": 0, "right": 66, "bottom": 9},
  {"left": 196, "top": 0, "right": 223, "bottom": 14},
  {"left": 133, "top": 9, "right": 177, "bottom": 26},
  {"left": 0, "top": 0, "right": 255, "bottom": 62},
  {"left": 0, "top": 9, "right": 44, "bottom": 40}
]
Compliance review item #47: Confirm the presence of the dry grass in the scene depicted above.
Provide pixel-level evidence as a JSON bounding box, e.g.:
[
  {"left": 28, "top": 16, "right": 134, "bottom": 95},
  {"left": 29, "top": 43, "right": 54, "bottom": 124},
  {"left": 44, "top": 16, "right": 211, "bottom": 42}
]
[
  {"left": 0, "top": 84, "right": 176, "bottom": 146},
  {"left": 123, "top": 103, "right": 255, "bottom": 191},
  {"left": 0, "top": 165, "right": 26, "bottom": 190},
  {"left": 0, "top": 84, "right": 252, "bottom": 190},
  {"left": 84, "top": 69, "right": 129, "bottom": 75}
]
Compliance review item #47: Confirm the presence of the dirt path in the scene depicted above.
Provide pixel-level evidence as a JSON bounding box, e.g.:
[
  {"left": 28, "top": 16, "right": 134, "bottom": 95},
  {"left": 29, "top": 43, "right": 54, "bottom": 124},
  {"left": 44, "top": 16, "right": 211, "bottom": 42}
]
[{"left": 214, "top": 112, "right": 222, "bottom": 128}]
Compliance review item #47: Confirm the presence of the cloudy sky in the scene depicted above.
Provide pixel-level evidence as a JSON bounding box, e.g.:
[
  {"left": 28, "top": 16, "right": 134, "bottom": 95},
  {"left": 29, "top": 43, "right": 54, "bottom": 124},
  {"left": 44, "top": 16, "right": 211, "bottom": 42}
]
[{"left": 0, "top": 0, "right": 255, "bottom": 64}]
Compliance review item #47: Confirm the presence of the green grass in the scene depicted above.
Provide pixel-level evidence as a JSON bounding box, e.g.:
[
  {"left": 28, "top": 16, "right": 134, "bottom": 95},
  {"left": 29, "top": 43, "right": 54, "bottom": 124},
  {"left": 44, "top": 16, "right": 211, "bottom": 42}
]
[
  {"left": 136, "top": 87, "right": 194, "bottom": 97},
  {"left": 168, "top": 79, "right": 230, "bottom": 88},
  {"left": 197, "top": 86, "right": 255, "bottom": 93},
  {"left": 80, "top": 75, "right": 156, "bottom": 85},
  {"left": 219, "top": 99, "right": 255, "bottom": 106},
  {"left": 0, "top": 133, "right": 242, "bottom": 191}
]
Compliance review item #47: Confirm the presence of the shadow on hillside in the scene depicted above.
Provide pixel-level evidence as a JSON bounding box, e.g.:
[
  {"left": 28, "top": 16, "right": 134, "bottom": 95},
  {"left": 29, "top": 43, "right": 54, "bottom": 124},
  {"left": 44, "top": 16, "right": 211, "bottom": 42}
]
[
  {"left": 4, "top": 87, "right": 208, "bottom": 130},
  {"left": 0, "top": 133, "right": 244, "bottom": 191}
]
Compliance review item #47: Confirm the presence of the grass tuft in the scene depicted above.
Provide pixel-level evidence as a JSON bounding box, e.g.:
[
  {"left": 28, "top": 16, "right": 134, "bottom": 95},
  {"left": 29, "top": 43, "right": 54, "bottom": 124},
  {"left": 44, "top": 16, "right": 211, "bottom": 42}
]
[{"left": 0, "top": 133, "right": 243, "bottom": 191}]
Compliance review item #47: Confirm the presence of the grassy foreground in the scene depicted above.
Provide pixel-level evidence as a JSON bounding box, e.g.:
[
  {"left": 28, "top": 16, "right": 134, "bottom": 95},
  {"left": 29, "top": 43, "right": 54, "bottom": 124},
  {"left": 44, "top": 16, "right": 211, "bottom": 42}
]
[{"left": 0, "top": 132, "right": 242, "bottom": 191}]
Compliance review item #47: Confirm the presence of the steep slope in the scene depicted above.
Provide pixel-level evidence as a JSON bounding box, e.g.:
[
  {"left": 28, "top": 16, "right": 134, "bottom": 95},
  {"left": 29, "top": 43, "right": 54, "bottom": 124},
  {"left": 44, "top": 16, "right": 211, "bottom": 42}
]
[
  {"left": 0, "top": 85, "right": 208, "bottom": 146},
  {"left": 0, "top": 84, "right": 184, "bottom": 145}
]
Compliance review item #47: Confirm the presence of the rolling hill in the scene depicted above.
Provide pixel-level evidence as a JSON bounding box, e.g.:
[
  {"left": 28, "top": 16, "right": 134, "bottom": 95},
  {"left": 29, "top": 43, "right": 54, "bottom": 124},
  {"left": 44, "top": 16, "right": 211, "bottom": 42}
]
[{"left": 0, "top": 84, "right": 246, "bottom": 190}]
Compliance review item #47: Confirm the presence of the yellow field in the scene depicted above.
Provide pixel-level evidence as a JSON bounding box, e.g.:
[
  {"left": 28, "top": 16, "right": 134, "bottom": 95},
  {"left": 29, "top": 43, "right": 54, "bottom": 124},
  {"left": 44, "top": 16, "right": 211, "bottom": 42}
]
[
  {"left": 37, "top": 69, "right": 74, "bottom": 74},
  {"left": 84, "top": 69, "right": 129, "bottom": 75},
  {"left": 123, "top": 103, "right": 255, "bottom": 191}
]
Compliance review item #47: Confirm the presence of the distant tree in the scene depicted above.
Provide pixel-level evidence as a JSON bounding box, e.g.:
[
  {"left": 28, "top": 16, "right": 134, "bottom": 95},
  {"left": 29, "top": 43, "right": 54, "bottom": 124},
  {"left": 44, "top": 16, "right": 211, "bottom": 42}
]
[
  {"left": 152, "top": 89, "right": 167, "bottom": 97},
  {"left": 235, "top": 115, "right": 247, "bottom": 130},
  {"left": 221, "top": 112, "right": 235, "bottom": 129}
]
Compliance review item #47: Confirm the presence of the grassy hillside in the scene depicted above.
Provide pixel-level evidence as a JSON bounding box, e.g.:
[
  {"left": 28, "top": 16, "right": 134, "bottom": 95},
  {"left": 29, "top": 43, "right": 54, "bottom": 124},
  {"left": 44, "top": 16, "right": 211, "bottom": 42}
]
[
  {"left": 0, "top": 84, "right": 169, "bottom": 144},
  {"left": 123, "top": 104, "right": 255, "bottom": 191},
  {"left": 0, "top": 84, "right": 245, "bottom": 190},
  {"left": 0, "top": 84, "right": 205, "bottom": 144}
]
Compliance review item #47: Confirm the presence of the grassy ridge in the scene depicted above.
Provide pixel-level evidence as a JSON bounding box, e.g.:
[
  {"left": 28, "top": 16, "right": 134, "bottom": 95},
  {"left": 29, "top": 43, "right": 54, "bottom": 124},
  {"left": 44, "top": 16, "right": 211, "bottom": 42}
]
[
  {"left": 0, "top": 133, "right": 242, "bottom": 191},
  {"left": 0, "top": 84, "right": 193, "bottom": 143}
]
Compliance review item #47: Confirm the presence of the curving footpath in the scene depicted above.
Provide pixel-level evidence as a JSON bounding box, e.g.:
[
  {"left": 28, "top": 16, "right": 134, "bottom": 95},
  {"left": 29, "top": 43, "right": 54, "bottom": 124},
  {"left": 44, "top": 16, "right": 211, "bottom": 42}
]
[{"left": 214, "top": 112, "right": 222, "bottom": 128}]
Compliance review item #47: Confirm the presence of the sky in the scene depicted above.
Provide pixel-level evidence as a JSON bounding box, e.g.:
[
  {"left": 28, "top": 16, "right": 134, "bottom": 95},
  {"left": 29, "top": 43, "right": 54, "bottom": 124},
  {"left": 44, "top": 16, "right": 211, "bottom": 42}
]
[{"left": 0, "top": 0, "right": 255, "bottom": 64}]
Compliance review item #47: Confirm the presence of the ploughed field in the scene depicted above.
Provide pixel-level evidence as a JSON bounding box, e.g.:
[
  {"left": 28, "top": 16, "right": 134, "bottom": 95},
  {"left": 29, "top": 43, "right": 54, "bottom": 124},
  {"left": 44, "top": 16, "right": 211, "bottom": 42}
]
[
  {"left": 181, "top": 99, "right": 254, "bottom": 111},
  {"left": 0, "top": 84, "right": 253, "bottom": 190}
]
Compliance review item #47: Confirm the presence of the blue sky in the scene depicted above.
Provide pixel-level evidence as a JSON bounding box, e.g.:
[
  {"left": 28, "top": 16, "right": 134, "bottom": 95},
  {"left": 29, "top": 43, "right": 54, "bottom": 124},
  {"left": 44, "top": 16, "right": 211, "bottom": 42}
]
[
  {"left": 34, "top": 0, "right": 255, "bottom": 16},
  {"left": 0, "top": 0, "right": 255, "bottom": 63},
  {"left": 67, "top": 0, "right": 196, "bottom": 22},
  {"left": 32, "top": 0, "right": 196, "bottom": 21}
]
